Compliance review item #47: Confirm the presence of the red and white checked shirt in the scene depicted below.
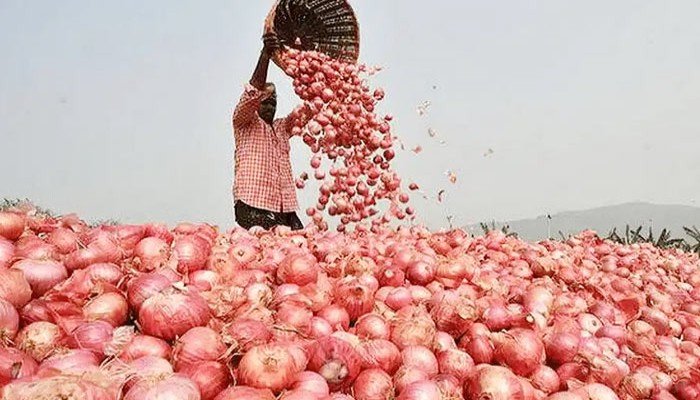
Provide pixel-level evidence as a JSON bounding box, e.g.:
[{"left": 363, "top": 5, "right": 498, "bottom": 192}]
[{"left": 232, "top": 84, "right": 298, "bottom": 213}]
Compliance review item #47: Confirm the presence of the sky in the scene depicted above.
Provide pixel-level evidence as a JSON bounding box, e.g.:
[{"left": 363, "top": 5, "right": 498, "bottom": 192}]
[{"left": 1, "top": 0, "right": 699, "bottom": 229}]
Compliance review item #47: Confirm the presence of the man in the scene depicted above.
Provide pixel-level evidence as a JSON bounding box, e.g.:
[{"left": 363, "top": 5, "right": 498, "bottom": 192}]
[{"left": 232, "top": 34, "right": 304, "bottom": 231}]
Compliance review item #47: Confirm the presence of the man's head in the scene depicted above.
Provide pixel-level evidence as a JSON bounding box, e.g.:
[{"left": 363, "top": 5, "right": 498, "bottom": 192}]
[{"left": 259, "top": 82, "right": 277, "bottom": 124}]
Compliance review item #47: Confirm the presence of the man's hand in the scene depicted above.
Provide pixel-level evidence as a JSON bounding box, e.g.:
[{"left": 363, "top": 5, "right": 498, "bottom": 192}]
[{"left": 262, "top": 32, "right": 281, "bottom": 55}]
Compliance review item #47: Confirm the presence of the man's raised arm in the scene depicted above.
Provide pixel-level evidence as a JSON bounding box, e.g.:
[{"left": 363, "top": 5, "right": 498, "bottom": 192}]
[{"left": 233, "top": 34, "right": 279, "bottom": 130}]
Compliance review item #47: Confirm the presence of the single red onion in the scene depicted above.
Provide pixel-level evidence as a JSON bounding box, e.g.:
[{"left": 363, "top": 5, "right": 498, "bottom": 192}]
[
  {"left": 397, "top": 380, "right": 441, "bottom": 400},
  {"left": 222, "top": 319, "right": 272, "bottom": 352},
  {"left": 69, "top": 320, "right": 114, "bottom": 355},
  {"left": 124, "top": 373, "right": 200, "bottom": 400},
  {"left": 390, "top": 306, "right": 437, "bottom": 349},
  {"left": 530, "top": 365, "right": 560, "bottom": 394},
  {"left": 86, "top": 262, "right": 124, "bottom": 285},
  {"left": 672, "top": 379, "right": 700, "bottom": 400},
  {"left": 459, "top": 334, "right": 494, "bottom": 365},
  {"left": 277, "top": 252, "right": 319, "bottom": 286},
  {"left": 406, "top": 260, "right": 436, "bottom": 285},
  {"left": 83, "top": 292, "right": 129, "bottom": 327},
  {"left": 0, "top": 238, "right": 14, "bottom": 269},
  {"left": 47, "top": 228, "right": 79, "bottom": 254},
  {"left": 433, "top": 331, "right": 457, "bottom": 353},
  {"left": 353, "top": 368, "right": 393, "bottom": 400},
  {"left": 173, "top": 235, "right": 210, "bottom": 273},
  {"left": 180, "top": 361, "right": 232, "bottom": 400},
  {"left": 436, "top": 348, "right": 475, "bottom": 383},
  {"left": 0, "top": 298, "right": 20, "bottom": 342},
  {"left": 386, "top": 287, "right": 412, "bottom": 310},
  {"left": 189, "top": 270, "right": 219, "bottom": 291},
  {"left": 358, "top": 339, "right": 401, "bottom": 375},
  {"left": 125, "top": 355, "right": 174, "bottom": 390},
  {"left": 492, "top": 328, "right": 545, "bottom": 377},
  {"left": 0, "top": 269, "right": 33, "bottom": 308},
  {"left": 401, "top": 345, "right": 439, "bottom": 376},
  {"left": 308, "top": 336, "right": 363, "bottom": 391},
  {"left": 0, "top": 212, "right": 25, "bottom": 240},
  {"left": 138, "top": 289, "right": 211, "bottom": 341},
  {"left": 38, "top": 349, "right": 100, "bottom": 374},
  {"left": 119, "top": 334, "right": 172, "bottom": 362},
  {"left": 127, "top": 271, "right": 176, "bottom": 311},
  {"left": 544, "top": 331, "right": 580, "bottom": 366},
  {"left": 238, "top": 344, "right": 302, "bottom": 392},
  {"left": 393, "top": 367, "right": 430, "bottom": 394},
  {"left": 464, "top": 365, "right": 524, "bottom": 400},
  {"left": 173, "top": 327, "right": 226, "bottom": 371},
  {"left": 308, "top": 316, "right": 333, "bottom": 338},
  {"left": 355, "top": 314, "right": 389, "bottom": 340},
  {"left": 574, "top": 383, "right": 621, "bottom": 400},
  {"left": 335, "top": 277, "right": 375, "bottom": 321},
  {"left": 16, "top": 321, "right": 64, "bottom": 361},
  {"left": 12, "top": 259, "right": 68, "bottom": 296},
  {"left": 318, "top": 304, "right": 350, "bottom": 331},
  {"left": 0, "top": 347, "right": 38, "bottom": 385},
  {"left": 292, "top": 371, "right": 330, "bottom": 399},
  {"left": 213, "top": 386, "right": 275, "bottom": 400}
]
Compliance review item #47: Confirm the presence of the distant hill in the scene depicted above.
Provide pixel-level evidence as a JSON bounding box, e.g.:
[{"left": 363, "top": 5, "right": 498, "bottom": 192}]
[{"left": 467, "top": 202, "right": 700, "bottom": 241}]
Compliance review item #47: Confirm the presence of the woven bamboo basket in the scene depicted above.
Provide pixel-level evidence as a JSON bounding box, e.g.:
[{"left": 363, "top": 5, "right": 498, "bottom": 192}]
[{"left": 264, "top": 0, "right": 360, "bottom": 73}]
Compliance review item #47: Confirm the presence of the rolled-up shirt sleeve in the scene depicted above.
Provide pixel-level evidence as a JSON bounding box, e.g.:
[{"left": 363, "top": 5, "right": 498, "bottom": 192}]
[{"left": 233, "top": 84, "right": 267, "bottom": 130}]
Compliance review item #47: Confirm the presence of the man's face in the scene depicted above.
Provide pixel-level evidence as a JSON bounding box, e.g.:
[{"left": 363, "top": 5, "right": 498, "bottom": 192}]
[{"left": 259, "top": 84, "right": 277, "bottom": 123}]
